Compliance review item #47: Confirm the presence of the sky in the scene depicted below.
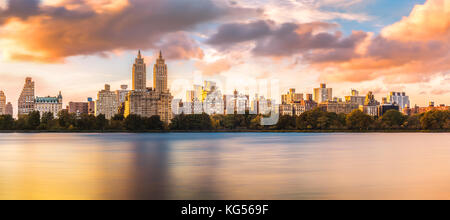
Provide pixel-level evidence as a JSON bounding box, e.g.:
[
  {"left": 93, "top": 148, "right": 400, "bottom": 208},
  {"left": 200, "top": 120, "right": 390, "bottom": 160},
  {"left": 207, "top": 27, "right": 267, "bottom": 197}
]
[{"left": 0, "top": 0, "right": 449, "bottom": 117}]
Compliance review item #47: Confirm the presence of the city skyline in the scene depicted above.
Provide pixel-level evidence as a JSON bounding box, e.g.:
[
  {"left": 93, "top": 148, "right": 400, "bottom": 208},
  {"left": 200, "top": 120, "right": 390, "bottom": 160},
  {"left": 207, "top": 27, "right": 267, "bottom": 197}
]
[{"left": 0, "top": 0, "right": 449, "bottom": 117}]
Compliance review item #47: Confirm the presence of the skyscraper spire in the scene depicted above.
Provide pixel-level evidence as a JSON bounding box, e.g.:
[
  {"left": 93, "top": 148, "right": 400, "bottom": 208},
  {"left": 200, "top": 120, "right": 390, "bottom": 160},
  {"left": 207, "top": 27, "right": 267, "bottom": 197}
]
[
  {"left": 138, "top": 50, "right": 142, "bottom": 59},
  {"left": 159, "top": 50, "right": 162, "bottom": 59}
]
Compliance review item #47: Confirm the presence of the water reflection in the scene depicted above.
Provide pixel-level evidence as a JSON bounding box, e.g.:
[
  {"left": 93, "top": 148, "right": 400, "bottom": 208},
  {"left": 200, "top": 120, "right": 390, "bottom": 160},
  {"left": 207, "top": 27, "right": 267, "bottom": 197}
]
[{"left": 0, "top": 133, "right": 449, "bottom": 199}]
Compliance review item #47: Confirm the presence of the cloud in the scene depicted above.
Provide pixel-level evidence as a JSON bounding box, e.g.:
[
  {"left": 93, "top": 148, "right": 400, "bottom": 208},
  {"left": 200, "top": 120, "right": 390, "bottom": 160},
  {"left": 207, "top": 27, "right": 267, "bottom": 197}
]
[
  {"left": 206, "top": 20, "right": 366, "bottom": 58},
  {"left": 313, "top": 0, "right": 450, "bottom": 84},
  {"left": 431, "top": 89, "right": 450, "bottom": 95},
  {"left": 0, "top": 0, "right": 258, "bottom": 62},
  {"left": 232, "top": 0, "right": 371, "bottom": 24},
  {"left": 206, "top": 20, "right": 273, "bottom": 46},
  {"left": 381, "top": 0, "right": 450, "bottom": 42},
  {"left": 156, "top": 32, "right": 204, "bottom": 60},
  {"left": 194, "top": 58, "right": 232, "bottom": 76}
]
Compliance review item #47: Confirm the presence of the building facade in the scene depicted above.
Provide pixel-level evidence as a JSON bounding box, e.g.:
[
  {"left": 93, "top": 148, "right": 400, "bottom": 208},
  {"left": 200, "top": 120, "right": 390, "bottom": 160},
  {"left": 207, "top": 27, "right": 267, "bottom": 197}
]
[
  {"left": 132, "top": 51, "right": 146, "bottom": 91},
  {"left": 18, "top": 77, "right": 35, "bottom": 116},
  {"left": 388, "top": 92, "right": 410, "bottom": 111},
  {"left": 95, "top": 84, "right": 119, "bottom": 119},
  {"left": 360, "top": 91, "right": 379, "bottom": 117},
  {"left": 125, "top": 51, "right": 173, "bottom": 124},
  {"left": 116, "top": 85, "right": 130, "bottom": 104},
  {"left": 378, "top": 104, "right": 400, "bottom": 117},
  {"left": 319, "top": 101, "right": 359, "bottom": 114},
  {"left": 5, "top": 102, "right": 13, "bottom": 116},
  {"left": 154, "top": 51, "right": 168, "bottom": 94},
  {"left": 345, "top": 90, "right": 365, "bottom": 106},
  {"left": 0, "top": 91, "right": 5, "bottom": 115},
  {"left": 35, "top": 92, "right": 63, "bottom": 117},
  {"left": 68, "top": 102, "right": 89, "bottom": 116},
  {"left": 282, "top": 88, "right": 303, "bottom": 104},
  {"left": 87, "top": 97, "right": 95, "bottom": 115},
  {"left": 313, "top": 84, "right": 332, "bottom": 104},
  {"left": 405, "top": 102, "right": 450, "bottom": 115}
]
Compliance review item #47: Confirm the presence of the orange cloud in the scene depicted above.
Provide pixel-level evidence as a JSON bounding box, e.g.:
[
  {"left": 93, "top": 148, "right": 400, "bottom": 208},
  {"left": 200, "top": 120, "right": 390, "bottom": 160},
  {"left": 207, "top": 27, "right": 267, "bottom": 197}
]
[
  {"left": 382, "top": 0, "right": 450, "bottom": 42},
  {"left": 0, "top": 0, "right": 257, "bottom": 62},
  {"left": 194, "top": 59, "right": 232, "bottom": 76},
  {"left": 314, "top": 0, "right": 450, "bottom": 83}
]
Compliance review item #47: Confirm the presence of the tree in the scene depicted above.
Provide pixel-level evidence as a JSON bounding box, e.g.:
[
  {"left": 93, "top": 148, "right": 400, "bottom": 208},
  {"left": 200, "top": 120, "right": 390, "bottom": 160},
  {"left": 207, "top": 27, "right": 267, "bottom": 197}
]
[
  {"left": 420, "top": 110, "right": 450, "bottom": 130},
  {"left": 169, "top": 113, "right": 212, "bottom": 130},
  {"left": 405, "top": 114, "right": 422, "bottom": 130},
  {"left": 95, "top": 114, "right": 108, "bottom": 131},
  {"left": 40, "top": 112, "right": 55, "bottom": 130},
  {"left": 296, "top": 108, "right": 328, "bottom": 130},
  {"left": 0, "top": 115, "right": 14, "bottom": 130},
  {"left": 380, "top": 110, "right": 406, "bottom": 129},
  {"left": 75, "top": 114, "right": 96, "bottom": 130},
  {"left": 146, "top": 115, "right": 163, "bottom": 130},
  {"left": 276, "top": 115, "right": 296, "bottom": 130},
  {"left": 58, "top": 110, "right": 75, "bottom": 129},
  {"left": 124, "top": 114, "right": 145, "bottom": 131},
  {"left": 27, "top": 111, "right": 41, "bottom": 130},
  {"left": 109, "top": 114, "right": 125, "bottom": 130},
  {"left": 346, "top": 109, "right": 373, "bottom": 130}
]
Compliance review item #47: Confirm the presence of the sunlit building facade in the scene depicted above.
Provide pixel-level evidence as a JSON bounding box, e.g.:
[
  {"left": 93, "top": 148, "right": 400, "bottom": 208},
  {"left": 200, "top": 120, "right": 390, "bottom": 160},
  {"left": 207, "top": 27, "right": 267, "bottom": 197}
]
[
  {"left": 5, "top": 102, "right": 13, "bottom": 116},
  {"left": 313, "top": 84, "right": 332, "bottom": 104},
  {"left": 125, "top": 51, "right": 173, "bottom": 124},
  {"left": 95, "top": 84, "right": 119, "bottom": 119},
  {"left": 388, "top": 92, "right": 410, "bottom": 111},
  {"left": 35, "top": 92, "right": 63, "bottom": 117},
  {"left": 0, "top": 91, "right": 5, "bottom": 115},
  {"left": 18, "top": 77, "right": 35, "bottom": 116}
]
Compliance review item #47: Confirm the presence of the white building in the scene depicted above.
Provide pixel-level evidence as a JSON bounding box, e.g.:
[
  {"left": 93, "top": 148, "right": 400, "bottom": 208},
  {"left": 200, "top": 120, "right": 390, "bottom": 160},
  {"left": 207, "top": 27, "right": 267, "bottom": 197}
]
[
  {"left": 313, "top": 84, "right": 332, "bottom": 103},
  {"left": 116, "top": 85, "right": 130, "bottom": 104},
  {"left": 388, "top": 92, "right": 410, "bottom": 111},
  {"left": 95, "top": 84, "right": 119, "bottom": 119},
  {"left": 35, "top": 92, "right": 63, "bottom": 117}
]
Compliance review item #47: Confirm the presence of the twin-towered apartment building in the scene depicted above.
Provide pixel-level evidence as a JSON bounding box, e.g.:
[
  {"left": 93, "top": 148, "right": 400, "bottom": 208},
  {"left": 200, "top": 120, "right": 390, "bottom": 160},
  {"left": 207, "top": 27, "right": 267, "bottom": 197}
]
[
  {"left": 6, "top": 51, "right": 449, "bottom": 121},
  {"left": 12, "top": 51, "right": 173, "bottom": 124},
  {"left": 94, "top": 50, "right": 173, "bottom": 124}
]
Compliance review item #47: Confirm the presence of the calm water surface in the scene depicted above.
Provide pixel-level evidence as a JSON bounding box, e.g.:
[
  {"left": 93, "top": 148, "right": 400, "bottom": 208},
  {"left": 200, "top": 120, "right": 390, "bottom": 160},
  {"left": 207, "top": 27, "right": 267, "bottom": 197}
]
[{"left": 0, "top": 133, "right": 449, "bottom": 200}]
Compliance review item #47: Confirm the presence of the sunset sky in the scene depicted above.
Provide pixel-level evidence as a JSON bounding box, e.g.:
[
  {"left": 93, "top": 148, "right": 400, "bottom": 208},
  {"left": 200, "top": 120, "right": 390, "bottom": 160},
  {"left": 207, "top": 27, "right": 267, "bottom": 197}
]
[{"left": 0, "top": 0, "right": 449, "bottom": 116}]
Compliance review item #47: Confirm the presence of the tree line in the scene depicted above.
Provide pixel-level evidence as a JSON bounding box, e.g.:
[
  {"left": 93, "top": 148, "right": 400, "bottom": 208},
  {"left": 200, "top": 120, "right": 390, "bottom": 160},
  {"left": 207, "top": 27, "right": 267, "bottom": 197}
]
[{"left": 0, "top": 108, "right": 448, "bottom": 131}]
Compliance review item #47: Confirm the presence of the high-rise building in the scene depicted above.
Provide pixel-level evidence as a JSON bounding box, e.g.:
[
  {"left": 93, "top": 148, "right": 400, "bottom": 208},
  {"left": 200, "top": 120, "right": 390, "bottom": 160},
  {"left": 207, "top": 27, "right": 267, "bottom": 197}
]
[
  {"left": 345, "top": 89, "right": 365, "bottom": 106},
  {"left": 360, "top": 92, "right": 379, "bottom": 117},
  {"left": 282, "top": 88, "right": 303, "bottom": 104},
  {"left": 68, "top": 102, "right": 89, "bottom": 116},
  {"left": 388, "top": 92, "right": 410, "bottom": 111},
  {"left": 95, "top": 84, "right": 119, "bottom": 119},
  {"left": 125, "top": 51, "right": 173, "bottom": 124},
  {"left": 0, "top": 91, "right": 6, "bottom": 115},
  {"left": 116, "top": 85, "right": 130, "bottom": 104},
  {"left": 154, "top": 51, "right": 168, "bottom": 93},
  {"left": 18, "top": 77, "right": 35, "bottom": 116},
  {"left": 132, "top": 50, "right": 147, "bottom": 91},
  {"left": 5, "top": 102, "right": 13, "bottom": 116},
  {"left": 35, "top": 92, "right": 63, "bottom": 117},
  {"left": 87, "top": 97, "right": 95, "bottom": 115},
  {"left": 313, "top": 83, "right": 332, "bottom": 104},
  {"left": 319, "top": 101, "right": 359, "bottom": 114}
]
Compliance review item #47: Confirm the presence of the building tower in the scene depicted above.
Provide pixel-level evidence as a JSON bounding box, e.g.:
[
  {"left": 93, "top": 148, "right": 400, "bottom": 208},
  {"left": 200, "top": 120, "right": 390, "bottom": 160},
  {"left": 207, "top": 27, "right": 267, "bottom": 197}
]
[
  {"left": 153, "top": 51, "right": 168, "bottom": 93},
  {"left": 313, "top": 83, "right": 332, "bottom": 104},
  {"left": 132, "top": 50, "right": 147, "bottom": 91},
  {"left": 5, "top": 102, "right": 13, "bottom": 116},
  {"left": 18, "top": 77, "right": 35, "bottom": 116},
  {"left": 0, "top": 91, "right": 5, "bottom": 115}
]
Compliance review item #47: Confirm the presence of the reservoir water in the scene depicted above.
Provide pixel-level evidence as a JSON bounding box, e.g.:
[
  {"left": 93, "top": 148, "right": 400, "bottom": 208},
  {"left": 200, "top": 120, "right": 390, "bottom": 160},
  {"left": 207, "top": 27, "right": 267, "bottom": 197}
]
[{"left": 0, "top": 133, "right": 449, "bottom": 200}]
